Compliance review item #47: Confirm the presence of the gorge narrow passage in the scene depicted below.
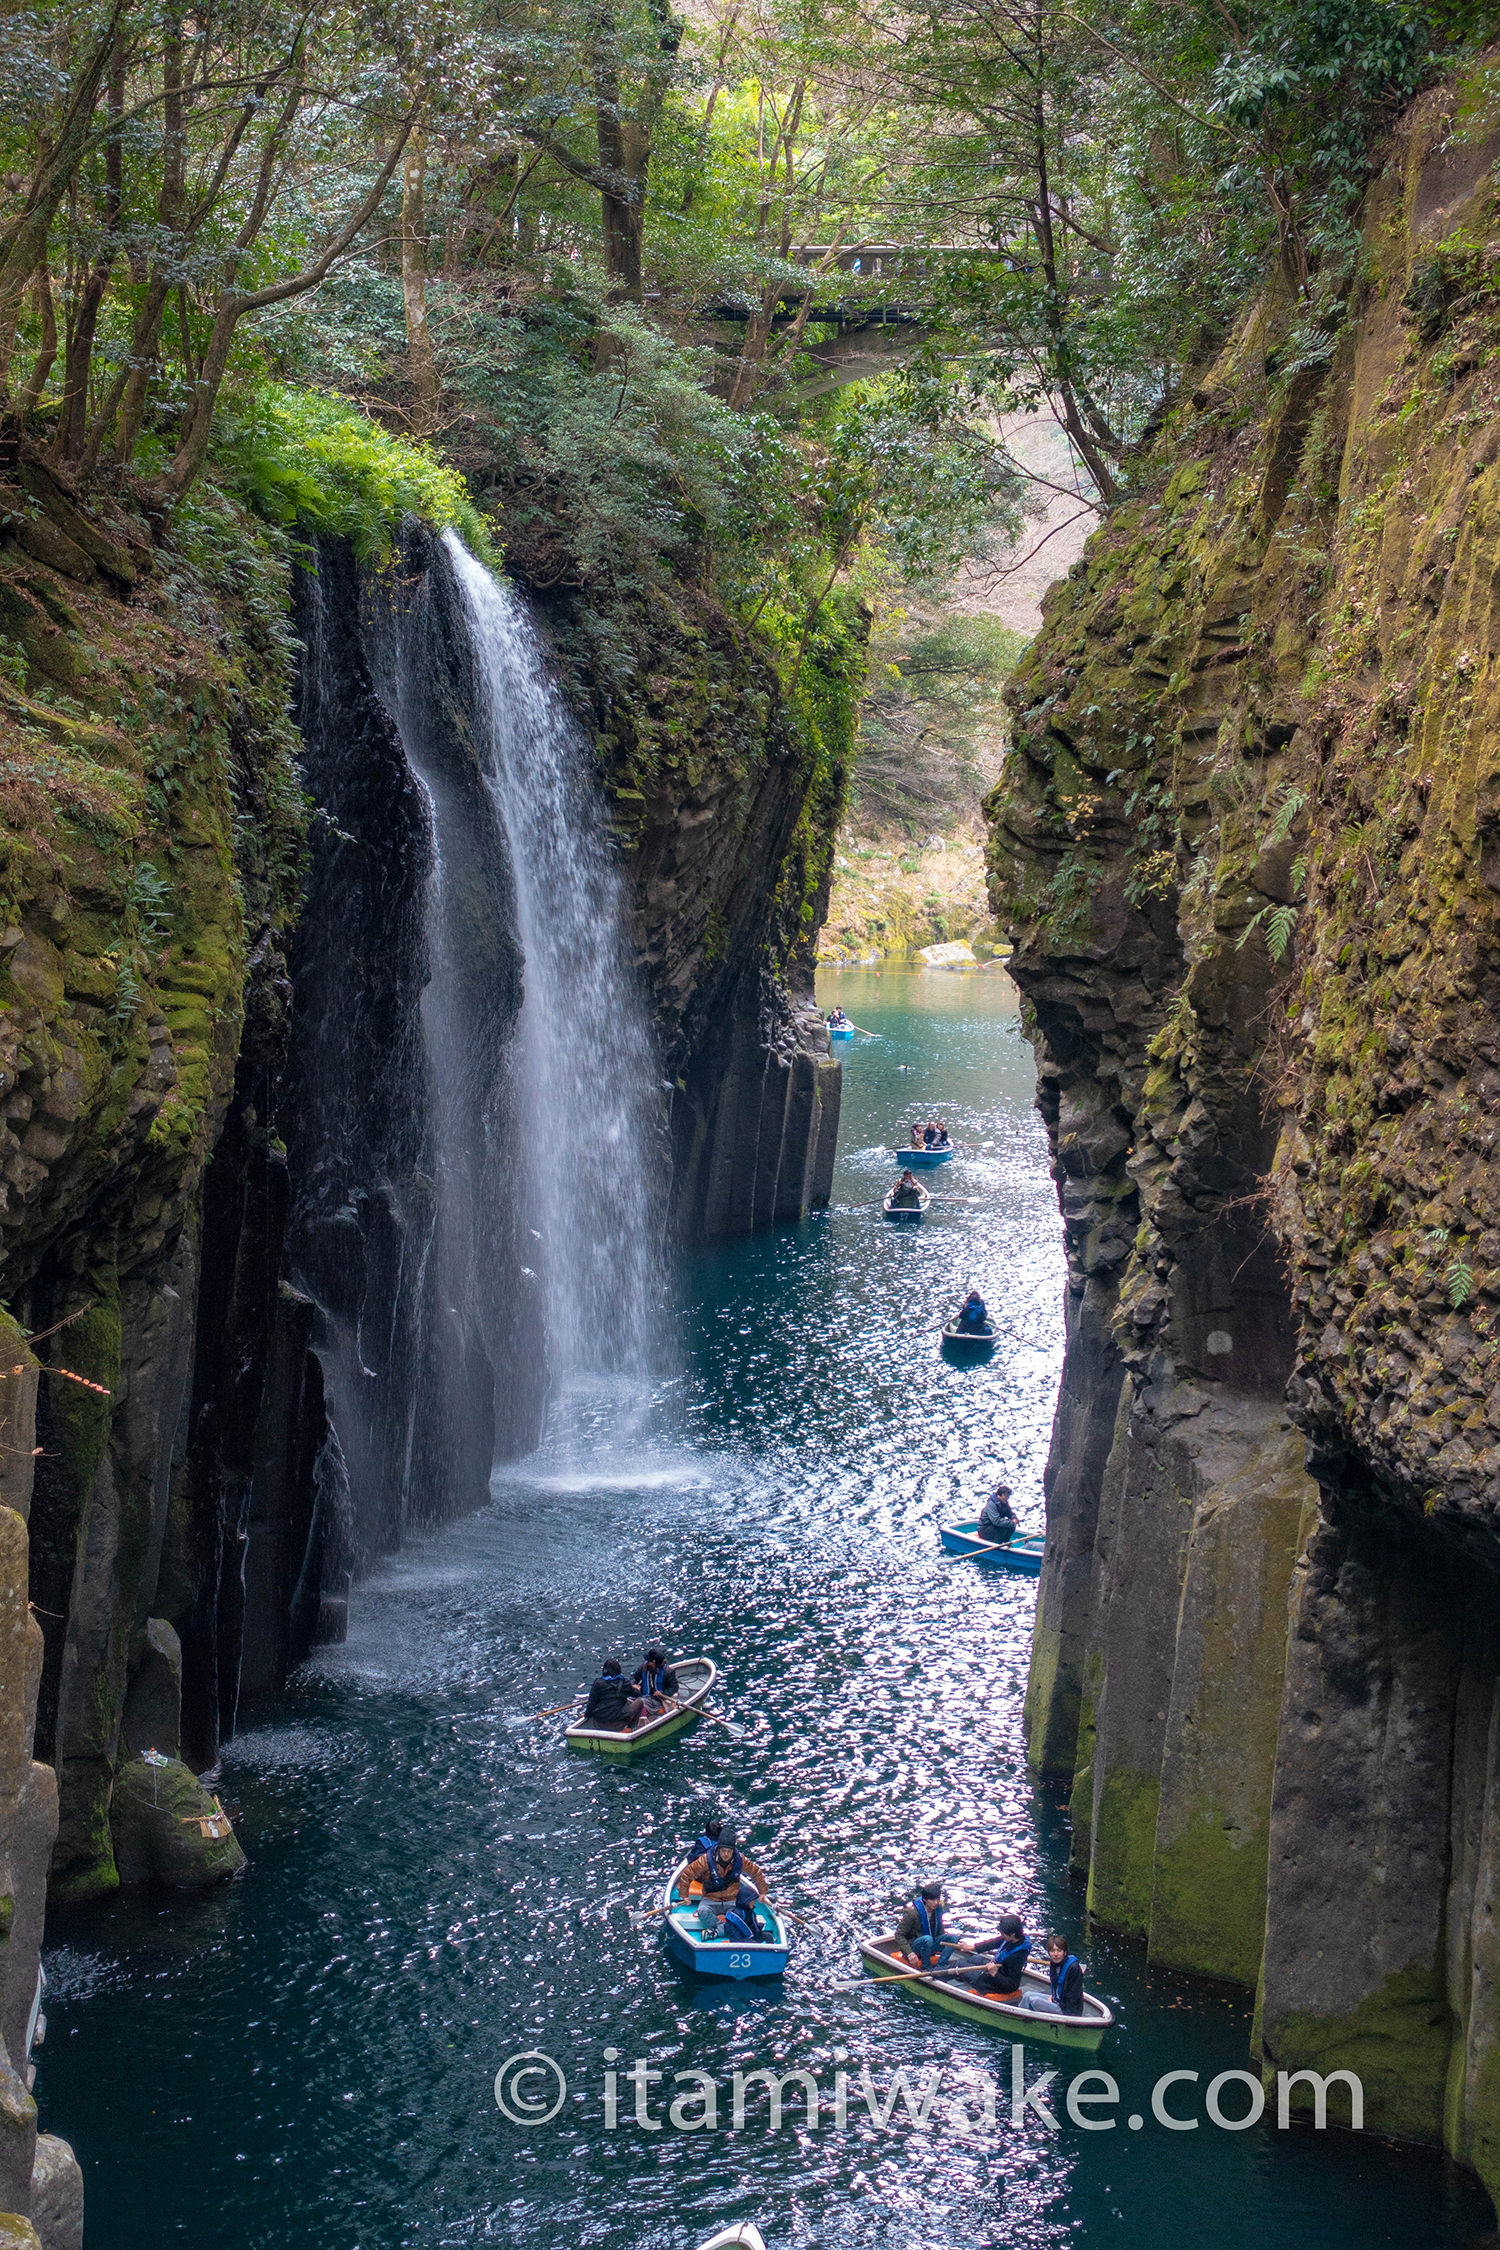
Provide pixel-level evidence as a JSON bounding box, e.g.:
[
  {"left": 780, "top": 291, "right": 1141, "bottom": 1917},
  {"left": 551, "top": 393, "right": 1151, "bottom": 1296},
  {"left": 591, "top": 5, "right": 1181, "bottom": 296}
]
[{"left": 34, "top": 971, "right": 1490, "bottom": 2249}]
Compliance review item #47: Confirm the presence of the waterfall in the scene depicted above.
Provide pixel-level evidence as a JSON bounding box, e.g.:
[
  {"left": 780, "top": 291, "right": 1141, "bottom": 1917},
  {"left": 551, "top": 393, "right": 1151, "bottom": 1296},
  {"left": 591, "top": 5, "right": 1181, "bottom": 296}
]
[
  {"left": 442, "top": 533, "right": 669, "bottom": 1400},
  {"left": 283, "top": 531, "right": 666, "bottom": 1584}
]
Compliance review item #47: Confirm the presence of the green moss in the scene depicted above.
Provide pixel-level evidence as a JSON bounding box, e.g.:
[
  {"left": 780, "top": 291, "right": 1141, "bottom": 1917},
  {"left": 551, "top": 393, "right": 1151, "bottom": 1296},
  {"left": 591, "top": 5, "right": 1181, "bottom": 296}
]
[
  {"left": 1085, "top": 1763, "right": 1161, "bottom": 1937},
  {"left": 1266, "top": 1962, "right": 1452, "bottom": 2143}
]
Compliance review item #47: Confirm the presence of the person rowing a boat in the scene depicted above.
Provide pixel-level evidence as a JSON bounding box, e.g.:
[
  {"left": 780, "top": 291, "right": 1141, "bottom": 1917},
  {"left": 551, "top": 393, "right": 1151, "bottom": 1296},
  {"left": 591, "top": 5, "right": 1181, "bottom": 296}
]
[
  {"left": 582, "top": 1658, "right": 644, "bottom": 1732},
  {"left": 684, "top": 1826, "right": 769, "bottom": 1905},
  {"left": 828, "top": 1007, "right": 849, "bottom": 1030},
  {"left": 891, "top": 1879, "right": 956, "bottom": 1972},
  {"left": 951, "top": 1911, "right": 1031, "bottom": 1998},
  {"left": 955, "top": 1289, "right": 991, "bottom": 1336},
  {"left": 633, "top": 1645, "right": 678, "bottom": 1714},
  {"left": 890, "top": 1169, "right": 923, "bottom": 1210},
  {"left": 977, "top": 1484, "right": 1018, "bottom": 1544}
]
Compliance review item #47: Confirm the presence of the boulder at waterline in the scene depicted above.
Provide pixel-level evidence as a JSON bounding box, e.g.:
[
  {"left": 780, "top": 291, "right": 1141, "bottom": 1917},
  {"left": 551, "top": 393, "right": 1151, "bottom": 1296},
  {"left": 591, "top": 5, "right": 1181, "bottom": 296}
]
[
  {"left": 110, "top": 1757, "right": 245, "bottom": 1889},
  {"left": 120, "top": 1619, "right": 183, "bottom": 1763},
  {"left": 0, "top": 2219, "right": 40, "bottom": 2250},
  {"left": 27, "top": 2138, "right": 81, "bottom": 2250}
]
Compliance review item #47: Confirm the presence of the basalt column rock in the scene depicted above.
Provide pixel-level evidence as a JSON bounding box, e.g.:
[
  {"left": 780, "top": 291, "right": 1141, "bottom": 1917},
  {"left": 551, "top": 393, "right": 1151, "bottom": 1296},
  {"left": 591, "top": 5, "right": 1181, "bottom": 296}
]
[{"left": 991, "top": 62, "right": 1500, "bottom": 2211}]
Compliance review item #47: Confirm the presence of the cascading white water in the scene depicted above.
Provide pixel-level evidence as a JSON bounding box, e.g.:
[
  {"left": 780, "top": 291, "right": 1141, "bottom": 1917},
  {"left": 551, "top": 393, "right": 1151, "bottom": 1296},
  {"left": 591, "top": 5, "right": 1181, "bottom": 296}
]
[{"left": 443, "top": 534, "right": 669, "bottom": 1399}]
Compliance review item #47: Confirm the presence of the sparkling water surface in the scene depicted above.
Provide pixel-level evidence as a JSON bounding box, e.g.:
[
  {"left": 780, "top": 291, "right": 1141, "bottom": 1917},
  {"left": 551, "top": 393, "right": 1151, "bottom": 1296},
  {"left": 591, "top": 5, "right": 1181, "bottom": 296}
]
[{"left": 38, "top": 967, "right": 1491, "bottom": 2247}]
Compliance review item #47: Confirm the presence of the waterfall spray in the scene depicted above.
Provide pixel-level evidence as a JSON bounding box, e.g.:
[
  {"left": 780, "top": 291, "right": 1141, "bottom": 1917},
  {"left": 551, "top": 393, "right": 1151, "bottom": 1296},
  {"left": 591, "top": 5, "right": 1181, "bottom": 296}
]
[{"left": 442, "top": 534, "right": 669, "bottom": 1401}]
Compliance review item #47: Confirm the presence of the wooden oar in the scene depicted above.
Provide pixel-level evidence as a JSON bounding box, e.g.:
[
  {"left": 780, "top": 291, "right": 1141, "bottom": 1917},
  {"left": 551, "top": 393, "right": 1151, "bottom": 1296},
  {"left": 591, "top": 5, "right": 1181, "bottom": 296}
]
[
  {"left": 524, "top": 1696, "right": 583, "bottom": 1722},
  {"left": 695, "top": 1705, "right": 746, "bottom": 1739},
  {"left": 834, "top": 1950, "right": 993, "bottom": 1992}
]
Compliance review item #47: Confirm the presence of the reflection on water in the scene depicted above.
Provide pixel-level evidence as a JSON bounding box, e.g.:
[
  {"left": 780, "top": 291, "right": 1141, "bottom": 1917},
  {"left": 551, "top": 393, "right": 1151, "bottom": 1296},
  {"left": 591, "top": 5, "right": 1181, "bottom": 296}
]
[{"left": 37, "top": 966, "right": 1491, "bottom": 2248}]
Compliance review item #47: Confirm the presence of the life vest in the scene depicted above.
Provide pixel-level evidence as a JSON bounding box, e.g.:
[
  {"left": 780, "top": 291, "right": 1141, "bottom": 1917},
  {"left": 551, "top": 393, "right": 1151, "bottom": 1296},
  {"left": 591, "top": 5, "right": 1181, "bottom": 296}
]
[
  {"left": 993, "top": 1935, "right": 1030, "bottom": 1991},
  {"left": 721, "top": 1903, "right": 761, "bottom": 1943},
  {"left": 694, "top": 1833, "right": 720, "bottom": 1860},
  {"left": 641, "top": 1661, "right": 669, "bottom": 1697},
  {"left": 704, "top": 1848, "right": 743, "bottom": 1891},
  {"left": 1050, "top": 1954, "right": 1081, "bottom": 2010},
  {"left": 914, "top": 1896, "right": 943, "bottom": 1943}
]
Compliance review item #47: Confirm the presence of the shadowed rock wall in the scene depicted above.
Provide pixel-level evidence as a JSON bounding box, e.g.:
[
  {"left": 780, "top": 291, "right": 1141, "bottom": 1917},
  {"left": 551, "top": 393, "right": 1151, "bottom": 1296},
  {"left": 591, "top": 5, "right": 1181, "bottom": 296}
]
[
  {"left": 992, "top": 67, "right": 1500, "bottom": 2212},
  {"left": 531, "top": 578, "right": 852, "bottom": 1238}
]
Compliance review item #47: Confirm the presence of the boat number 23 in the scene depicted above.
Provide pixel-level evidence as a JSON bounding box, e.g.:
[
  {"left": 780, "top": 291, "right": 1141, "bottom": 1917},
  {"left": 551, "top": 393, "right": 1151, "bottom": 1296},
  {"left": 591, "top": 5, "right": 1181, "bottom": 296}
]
[{"left": 729, "top": 1953, "right": 752, "bottom": 1969}]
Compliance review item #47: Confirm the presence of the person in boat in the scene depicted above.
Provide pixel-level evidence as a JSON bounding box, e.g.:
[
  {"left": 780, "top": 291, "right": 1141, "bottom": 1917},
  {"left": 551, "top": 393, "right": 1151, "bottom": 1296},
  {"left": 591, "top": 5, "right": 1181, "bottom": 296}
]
[
  {"left": 683, "top": 1826, "right": 769, "bottom": 1903},
  {"left": 953, "top": 1911, "right": 1031, "bottom": 1999},
  {"left": 582, "top": 1658, "right": 643, "bottom": 1732},
  {"left": 935, "top": 1118, "right": 951, "bottom": 1147},
  {"left": 977, "top": 1483, "right": 1018, "bottom": 1544},
  {"left": 922, "top": 1121, "right": 939, "bottom": 1148},
  {"left": 1019, "top": 1933, "right": 1086, "bottom": 2016},
  {"left": 890, "top": 1169, "right": 923, "bottom": 1210},
  {"left": 955, "top": 1289, "right": 991, "bottom": 1335},
  {"left": 827, "top": 1006, "right": 849, "bottom": 1029},
  {"left": 694, "top": 1884, "right": 767, "bottom": 1944},
  {"left": 632, "top": 1645, "right": 678, "bottom": 1713},
  {"left": 892, "top": 1879, "right": 955, "bottom": 1972},
  {"left": 692, "top": 1812, "right": 724, "bottom": 1860}
]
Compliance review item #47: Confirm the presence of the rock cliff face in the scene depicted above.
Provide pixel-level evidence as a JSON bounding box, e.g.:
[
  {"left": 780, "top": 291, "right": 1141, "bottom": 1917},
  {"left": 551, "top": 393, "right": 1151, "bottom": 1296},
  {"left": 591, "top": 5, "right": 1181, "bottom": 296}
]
[
  {"left": 991, "top": 71, "right": 1500, "bottom": 2207},
  {"left": 534, "top": 579, "right": 849, "bottom": 1236}
]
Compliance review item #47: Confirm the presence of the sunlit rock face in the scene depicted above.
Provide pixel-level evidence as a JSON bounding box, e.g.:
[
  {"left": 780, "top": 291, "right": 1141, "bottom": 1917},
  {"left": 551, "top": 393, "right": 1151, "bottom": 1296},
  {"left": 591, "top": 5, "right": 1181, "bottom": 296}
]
[{"left": 991, "top": 81, "right": 1500, "bottom": 2204}]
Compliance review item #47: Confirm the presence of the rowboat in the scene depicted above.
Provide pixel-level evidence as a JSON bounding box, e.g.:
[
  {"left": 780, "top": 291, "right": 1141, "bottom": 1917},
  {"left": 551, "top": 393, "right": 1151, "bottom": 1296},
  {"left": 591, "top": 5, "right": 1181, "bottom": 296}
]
[
  {"left": 895, "top": 1144, "right": 953, "bottom": 1167},
  {"left": 883, "top": 1184, "right": 931, "bottom": 1220},
  {"left": 856, "top": 1933, "right": 1114, "bottom": 2050},
  {"left": 940, "top": 1317, "right": 996, "bottom": 1357},
  {"left": 828, "top": 1020, "right": 855, "bottom": 1041},
  {"left": 695, "top": 2228, "right": 767, "bottom": 2250},
  {"left": 662, "top": 1862, "right": 790, "bottom": 1980},
  {"left": 941, "top": 1521, "right": 1045, "bottom": 1574},
  {"left": 565, "top": 1657, "right": 716, "bottom": 1760}
]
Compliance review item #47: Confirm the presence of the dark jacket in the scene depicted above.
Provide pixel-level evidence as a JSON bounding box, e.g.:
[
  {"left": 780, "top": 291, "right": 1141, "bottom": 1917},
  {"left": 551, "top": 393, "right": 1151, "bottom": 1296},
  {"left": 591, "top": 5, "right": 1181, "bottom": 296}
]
[
  {"left": 969, "top": 1929, "right": 1030, "bottom": 1991},
  {"left": 894, "top": 1899, "right": 944, "bottom": 1950},
  {"left": 583, "top": 1674, "right": 633, "bottom": 1726},
  {"left": 978, "top": 1497, "right": 1017, "bottom": 1543},
  {"left": 633, "top": 1659, "right": 678, "bottom": 1697},
  {"left": 1050, "top": 1954, "right": 1085, "bottom": 2015}
]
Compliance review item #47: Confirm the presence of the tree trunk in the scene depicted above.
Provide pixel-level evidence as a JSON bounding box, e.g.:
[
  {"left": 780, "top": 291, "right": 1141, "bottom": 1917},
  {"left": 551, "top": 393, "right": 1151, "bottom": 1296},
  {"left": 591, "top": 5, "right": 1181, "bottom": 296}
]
[
  {"left": 401, "top": 124, "right": 441, "bottom": 430},
  {"left": 54, "top": 33, "right": 124, "bottom": 461},
  {"left": 17, "top": 265, "right": 57, "bottom": 414}
]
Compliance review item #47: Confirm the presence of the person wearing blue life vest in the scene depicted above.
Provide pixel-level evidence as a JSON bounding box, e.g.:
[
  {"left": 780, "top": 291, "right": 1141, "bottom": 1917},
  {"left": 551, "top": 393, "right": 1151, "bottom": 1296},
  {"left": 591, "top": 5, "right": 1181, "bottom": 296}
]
[
  {"left": 891, "top": 1880, "right": 955, "bottom": 1972},
  {"left": 955, "top": 1289, "right": 991, "bottom": 1336},
  {"left": 683, "top": 1826, "right": 769, "bottom": 1905},
  {"left": 581, "top": 1658, "right": 643, "bottom": 1731},
  {"left": 632, "top": 1645, "right": 678, "bottom": 1714},
  {"left": 951, "top": 1912, "right": 1031, "bottom": 1997},
  {"left": 691, "top": 1813, "right": 723, "bottom": 1861},
  {"left": 1019, "top": 1933, "right": 1085, "bottom": 2016}
]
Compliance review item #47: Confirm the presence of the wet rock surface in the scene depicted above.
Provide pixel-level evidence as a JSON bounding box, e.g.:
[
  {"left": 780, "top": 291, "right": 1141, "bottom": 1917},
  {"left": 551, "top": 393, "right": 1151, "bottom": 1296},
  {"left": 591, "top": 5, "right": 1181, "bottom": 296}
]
[{"left": 992, "top": 80, "right": 1500, "bottom": 2209}]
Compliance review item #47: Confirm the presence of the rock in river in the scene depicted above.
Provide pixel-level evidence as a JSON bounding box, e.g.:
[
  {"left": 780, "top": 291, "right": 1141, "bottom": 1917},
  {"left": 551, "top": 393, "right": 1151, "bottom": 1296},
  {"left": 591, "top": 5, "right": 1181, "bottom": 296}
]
[{"left": 110, "top": 1757, "right": 245, "bottom": 1889}]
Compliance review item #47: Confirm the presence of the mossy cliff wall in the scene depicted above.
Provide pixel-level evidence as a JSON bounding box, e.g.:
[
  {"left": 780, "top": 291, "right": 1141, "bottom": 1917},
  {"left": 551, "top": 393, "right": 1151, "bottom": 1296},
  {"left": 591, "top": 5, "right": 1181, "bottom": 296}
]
[
  {"left": 536, "top": 580, "right": 851, "bottom": 1237},
  {"left": 990, "top": 68, "right": 1500, "bottom": 2205}
]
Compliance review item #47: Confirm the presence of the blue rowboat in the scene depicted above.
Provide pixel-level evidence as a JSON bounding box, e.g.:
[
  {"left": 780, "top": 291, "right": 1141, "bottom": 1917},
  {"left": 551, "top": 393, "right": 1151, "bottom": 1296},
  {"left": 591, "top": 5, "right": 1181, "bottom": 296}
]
[
  {"left": 661, "top": 1863, "right": 790, "bottom": 1980},
  {"left": 895, "top": 1145, "right": 954, "bottom": 1167},
  {"left": 828, "top": 1021, "right": 855, "bottom": 1041},
  {"left": 941, "top": 1521, "right": 1045, "bottom": 1574}
]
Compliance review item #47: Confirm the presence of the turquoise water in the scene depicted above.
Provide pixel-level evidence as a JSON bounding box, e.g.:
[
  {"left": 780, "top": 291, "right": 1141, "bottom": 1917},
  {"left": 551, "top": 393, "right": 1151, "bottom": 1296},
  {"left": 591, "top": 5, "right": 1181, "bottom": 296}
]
[{"left": 37, "top": 965, "right": 1492, "bottom": 2248}]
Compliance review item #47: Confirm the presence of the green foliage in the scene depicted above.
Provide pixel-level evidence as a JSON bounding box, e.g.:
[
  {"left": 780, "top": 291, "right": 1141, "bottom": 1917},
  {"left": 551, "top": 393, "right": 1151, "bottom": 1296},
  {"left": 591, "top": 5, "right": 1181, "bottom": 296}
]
[
  {"left": 216, "top": 384, "right": 497, "bottom": 565},
  {"left": 852, "top": 613, "right": 1023, "bottom": 835}
]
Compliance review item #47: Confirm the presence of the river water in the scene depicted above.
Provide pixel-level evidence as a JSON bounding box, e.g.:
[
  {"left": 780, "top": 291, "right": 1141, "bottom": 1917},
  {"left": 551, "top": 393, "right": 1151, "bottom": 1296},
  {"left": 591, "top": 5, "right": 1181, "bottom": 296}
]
[{"left": 38, "top": 966, "right": 1491, "bottom": 2249}]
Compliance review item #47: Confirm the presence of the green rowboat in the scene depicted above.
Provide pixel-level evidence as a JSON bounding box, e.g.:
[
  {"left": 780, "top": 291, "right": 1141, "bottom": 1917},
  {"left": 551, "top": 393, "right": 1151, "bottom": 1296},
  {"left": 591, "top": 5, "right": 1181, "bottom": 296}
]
[
  {"left": 564, "top": 1656, "right": 716, "bottom": 1761},
  {"left": 857, "top": 1935, "right": 1113, "bottom": 2050}
]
